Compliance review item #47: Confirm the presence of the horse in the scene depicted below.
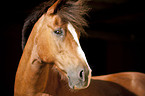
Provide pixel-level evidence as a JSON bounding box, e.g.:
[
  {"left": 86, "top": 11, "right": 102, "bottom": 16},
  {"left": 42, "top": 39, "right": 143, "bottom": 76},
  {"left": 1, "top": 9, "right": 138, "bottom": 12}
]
[{"left": 14, "top": 0, "right": 145, "bottom": 96}]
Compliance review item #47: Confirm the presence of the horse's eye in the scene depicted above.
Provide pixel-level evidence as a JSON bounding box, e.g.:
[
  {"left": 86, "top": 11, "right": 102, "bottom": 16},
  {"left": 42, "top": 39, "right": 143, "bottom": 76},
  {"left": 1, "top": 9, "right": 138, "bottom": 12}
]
[{"left": 54, "top": 28, "right": 63, "bottom": 35}]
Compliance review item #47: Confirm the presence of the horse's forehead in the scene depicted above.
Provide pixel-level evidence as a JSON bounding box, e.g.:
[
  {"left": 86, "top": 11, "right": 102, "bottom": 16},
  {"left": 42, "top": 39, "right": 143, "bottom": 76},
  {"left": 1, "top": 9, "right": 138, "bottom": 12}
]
[{"left": 67, "top": 22, "right": 79, "bottom": 45}]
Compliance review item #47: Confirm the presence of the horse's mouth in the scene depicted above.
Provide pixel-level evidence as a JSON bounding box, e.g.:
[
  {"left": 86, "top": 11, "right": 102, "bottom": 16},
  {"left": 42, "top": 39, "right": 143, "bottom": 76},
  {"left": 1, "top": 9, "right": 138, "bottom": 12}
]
[{"left": 67, "top": 69, "right": 91, "bottom": 90}]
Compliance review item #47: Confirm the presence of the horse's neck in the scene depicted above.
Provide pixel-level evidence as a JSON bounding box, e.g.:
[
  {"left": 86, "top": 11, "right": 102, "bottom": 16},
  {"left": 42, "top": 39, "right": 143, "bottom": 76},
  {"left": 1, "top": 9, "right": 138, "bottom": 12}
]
[{"left": 15, "top": 29, "right": 60, "bottom": 96}]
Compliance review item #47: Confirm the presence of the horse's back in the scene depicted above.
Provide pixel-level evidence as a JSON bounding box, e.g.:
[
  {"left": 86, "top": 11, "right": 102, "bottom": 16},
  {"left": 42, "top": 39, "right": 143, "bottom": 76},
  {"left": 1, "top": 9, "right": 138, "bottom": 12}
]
[
  {"left": 92, "top": 72, "right": 145, "bottom": 96},
  {"left": 58, "top": 72, "right": 145, "bottom": 96}
]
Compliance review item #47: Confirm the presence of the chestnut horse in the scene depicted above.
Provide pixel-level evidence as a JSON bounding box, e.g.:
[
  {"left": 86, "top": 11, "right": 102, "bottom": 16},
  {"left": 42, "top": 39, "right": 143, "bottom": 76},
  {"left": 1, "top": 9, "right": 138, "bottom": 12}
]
[{"left": 14, "top": 0, "right": 145, "bottom": 96}]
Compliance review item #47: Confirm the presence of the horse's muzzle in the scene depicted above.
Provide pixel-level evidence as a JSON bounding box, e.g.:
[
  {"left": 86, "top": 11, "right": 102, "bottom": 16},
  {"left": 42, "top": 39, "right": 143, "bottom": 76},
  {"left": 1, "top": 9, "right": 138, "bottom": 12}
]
[{"left": 67, "top": 65, "right": 92, "bottom": 90}]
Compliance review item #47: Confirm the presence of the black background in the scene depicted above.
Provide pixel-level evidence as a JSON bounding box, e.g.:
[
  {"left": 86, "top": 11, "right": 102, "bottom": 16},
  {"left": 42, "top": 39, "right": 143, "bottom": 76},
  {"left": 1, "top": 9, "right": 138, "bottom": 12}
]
[{"left": 1, "top": 0, "right": 145, "bottom": 95}]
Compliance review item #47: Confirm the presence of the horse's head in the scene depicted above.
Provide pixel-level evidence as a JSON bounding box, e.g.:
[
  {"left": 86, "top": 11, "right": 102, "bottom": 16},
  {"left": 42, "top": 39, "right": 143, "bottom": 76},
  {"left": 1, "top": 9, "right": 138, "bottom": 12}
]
[{"left": 33, "top": 0, "right": 91, "bottom": 90}]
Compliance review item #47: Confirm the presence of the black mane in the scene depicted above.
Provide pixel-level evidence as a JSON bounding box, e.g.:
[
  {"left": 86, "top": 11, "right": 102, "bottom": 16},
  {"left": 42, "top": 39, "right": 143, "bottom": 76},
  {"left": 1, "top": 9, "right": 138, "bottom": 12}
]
[
  {"left": 22, "top": 0, "right": 56, "bottom": 49},
  {"left": 22, "top": 0, "right": 89, "bottom": 50}
]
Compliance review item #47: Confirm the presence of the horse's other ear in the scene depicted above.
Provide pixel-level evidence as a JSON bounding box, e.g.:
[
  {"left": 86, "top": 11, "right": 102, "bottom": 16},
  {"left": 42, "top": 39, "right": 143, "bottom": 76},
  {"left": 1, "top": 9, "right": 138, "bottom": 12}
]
[{"left": 47, "top": 0, "right": 65, "bottom": 15}]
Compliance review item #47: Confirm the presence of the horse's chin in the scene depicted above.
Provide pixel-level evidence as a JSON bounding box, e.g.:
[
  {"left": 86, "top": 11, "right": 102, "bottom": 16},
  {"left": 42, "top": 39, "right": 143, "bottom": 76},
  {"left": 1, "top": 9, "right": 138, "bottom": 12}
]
[
  {"left": 69, "top": 85, "right": 89, "bottom": 90},
  {"left": 67, "top": 76, "right": 90, "bottom": 90}
]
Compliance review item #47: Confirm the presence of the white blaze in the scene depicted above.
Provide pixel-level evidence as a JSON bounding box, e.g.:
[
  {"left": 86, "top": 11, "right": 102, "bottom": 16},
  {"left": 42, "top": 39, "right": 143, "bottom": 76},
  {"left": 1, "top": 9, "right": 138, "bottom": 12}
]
[{"left": 67, "top": 22, "right": 91, "bottom": 70}]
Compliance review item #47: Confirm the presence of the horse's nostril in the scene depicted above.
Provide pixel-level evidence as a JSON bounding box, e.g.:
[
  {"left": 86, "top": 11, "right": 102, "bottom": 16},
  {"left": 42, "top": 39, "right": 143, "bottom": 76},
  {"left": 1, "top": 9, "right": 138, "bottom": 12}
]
[{"left": 79, "top": 70, "right": 85, "bottom": 81}]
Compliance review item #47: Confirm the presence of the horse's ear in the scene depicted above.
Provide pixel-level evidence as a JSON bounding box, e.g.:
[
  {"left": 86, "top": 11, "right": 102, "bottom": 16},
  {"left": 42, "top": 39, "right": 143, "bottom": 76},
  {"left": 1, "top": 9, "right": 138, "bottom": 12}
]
[{"left": 47, "top": 0, "right": 64, "bottom": 15}]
